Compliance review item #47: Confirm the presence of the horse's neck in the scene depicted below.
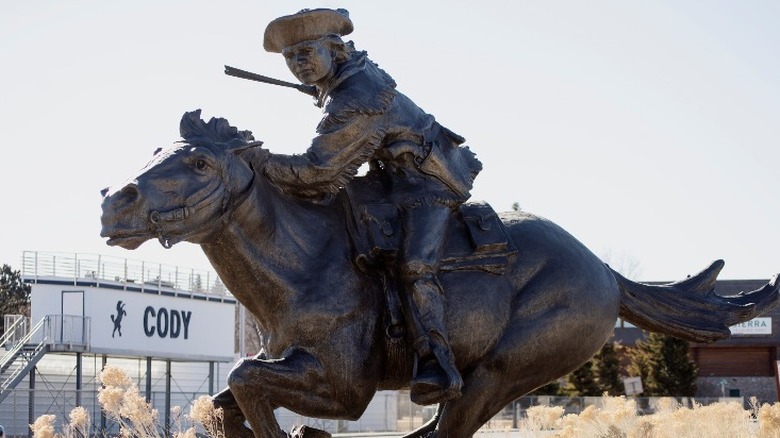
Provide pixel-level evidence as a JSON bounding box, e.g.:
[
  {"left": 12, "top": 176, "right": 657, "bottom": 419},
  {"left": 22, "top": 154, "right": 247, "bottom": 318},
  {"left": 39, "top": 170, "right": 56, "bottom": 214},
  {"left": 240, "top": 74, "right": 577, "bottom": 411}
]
[{"left": 201, "top": 182, "right": 346, "bottom": 329}]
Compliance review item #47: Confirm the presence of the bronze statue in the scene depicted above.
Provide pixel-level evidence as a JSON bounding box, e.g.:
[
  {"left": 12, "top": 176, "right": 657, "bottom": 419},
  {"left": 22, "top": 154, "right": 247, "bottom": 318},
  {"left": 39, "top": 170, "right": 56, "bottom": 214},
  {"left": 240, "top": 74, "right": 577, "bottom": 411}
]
[
  {"left": 99, "top": 8, "right": 780, "bottom": 438},
  {"left": 101, "top": 110, "right": 778, "bottom": 438}
]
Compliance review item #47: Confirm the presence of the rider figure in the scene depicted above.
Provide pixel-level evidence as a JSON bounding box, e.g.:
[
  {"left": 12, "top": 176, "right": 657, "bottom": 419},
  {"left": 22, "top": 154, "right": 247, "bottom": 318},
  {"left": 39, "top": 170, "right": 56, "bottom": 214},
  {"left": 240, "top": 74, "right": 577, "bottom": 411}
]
[{"left": 261, "top": 8, "right": 482, "bottom": 405}]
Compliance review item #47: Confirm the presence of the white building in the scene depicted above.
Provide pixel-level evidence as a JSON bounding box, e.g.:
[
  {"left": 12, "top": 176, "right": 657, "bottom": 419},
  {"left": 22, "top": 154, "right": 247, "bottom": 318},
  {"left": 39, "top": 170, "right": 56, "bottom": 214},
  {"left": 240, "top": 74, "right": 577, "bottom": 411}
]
[{"left": 1, "top": 251, "right": 235, "bottom": 437}]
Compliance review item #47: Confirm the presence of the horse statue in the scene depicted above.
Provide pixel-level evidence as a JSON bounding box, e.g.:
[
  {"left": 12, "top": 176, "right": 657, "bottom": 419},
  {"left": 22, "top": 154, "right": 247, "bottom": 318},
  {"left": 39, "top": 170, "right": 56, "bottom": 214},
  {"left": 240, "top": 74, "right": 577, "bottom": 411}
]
[{"left": 100, "top": 111, "right": 779, "bottom": 438}]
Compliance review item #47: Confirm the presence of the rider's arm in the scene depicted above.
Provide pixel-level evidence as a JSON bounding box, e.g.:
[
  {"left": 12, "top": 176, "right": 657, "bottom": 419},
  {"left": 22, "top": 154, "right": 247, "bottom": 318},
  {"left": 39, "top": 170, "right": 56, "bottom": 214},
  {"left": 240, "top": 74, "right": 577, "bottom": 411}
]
[{"left": 262, "top": 114, "right": 383, "bottom": 199}]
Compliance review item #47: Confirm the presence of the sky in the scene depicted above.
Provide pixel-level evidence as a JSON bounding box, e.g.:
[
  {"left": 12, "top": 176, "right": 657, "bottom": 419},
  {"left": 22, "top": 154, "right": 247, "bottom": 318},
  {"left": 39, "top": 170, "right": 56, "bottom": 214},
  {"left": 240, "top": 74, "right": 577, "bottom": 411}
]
[{"left": 1, "top": 1, "right": 778, "bottom": 282}]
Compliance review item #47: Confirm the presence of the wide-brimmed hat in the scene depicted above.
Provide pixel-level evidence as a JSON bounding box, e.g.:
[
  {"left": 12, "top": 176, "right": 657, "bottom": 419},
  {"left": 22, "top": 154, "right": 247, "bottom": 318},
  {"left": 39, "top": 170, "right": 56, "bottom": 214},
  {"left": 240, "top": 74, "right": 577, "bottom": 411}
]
[{"left": 264, "top": 8, "right": 353, "bottom": 53}]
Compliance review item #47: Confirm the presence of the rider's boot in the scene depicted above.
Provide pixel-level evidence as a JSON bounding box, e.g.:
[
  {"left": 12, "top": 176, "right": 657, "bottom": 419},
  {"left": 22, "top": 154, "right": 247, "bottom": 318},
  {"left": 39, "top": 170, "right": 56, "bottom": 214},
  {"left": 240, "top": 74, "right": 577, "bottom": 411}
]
[{"left": 408, "top": 275, "right": 463, "bottom": 405}]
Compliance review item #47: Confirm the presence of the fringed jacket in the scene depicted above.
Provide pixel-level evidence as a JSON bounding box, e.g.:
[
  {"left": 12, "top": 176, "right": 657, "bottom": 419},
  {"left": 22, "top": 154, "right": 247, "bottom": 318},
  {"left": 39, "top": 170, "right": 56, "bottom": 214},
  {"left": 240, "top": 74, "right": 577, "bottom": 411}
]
[{"left": 263, "top": 50, "right": 482, "bottom": 204}]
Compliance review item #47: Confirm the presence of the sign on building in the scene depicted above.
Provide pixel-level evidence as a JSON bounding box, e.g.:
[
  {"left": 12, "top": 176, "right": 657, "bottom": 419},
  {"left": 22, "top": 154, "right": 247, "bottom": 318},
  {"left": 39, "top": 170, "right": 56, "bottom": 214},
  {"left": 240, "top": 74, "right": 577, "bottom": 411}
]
[
  {"left": 622, "top": 376, "right": 643, "bottom": 396},
  {"left": 31, "top": 283, "right": 235, "bottom": 361},
  {"left": 729, "top": 317, "right": 772, "bottom": 336}
]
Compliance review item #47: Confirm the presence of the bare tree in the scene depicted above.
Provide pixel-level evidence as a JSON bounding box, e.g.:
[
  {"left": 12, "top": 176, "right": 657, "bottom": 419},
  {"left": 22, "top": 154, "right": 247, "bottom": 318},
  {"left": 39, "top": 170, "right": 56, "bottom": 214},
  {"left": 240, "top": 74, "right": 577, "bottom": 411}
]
[{"left": 600, "top": 249, "right": 642, "bottom": 280}]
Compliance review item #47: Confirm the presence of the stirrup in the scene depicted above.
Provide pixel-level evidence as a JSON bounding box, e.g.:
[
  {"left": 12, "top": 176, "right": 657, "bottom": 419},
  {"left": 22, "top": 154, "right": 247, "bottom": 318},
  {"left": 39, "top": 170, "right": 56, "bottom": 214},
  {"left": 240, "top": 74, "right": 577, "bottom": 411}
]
[
  {"left": 410, "top": 359, "right": 462, "bottom": 405},
  {"left": 410, "top": 382, "right": 462, "bottom": 406}
]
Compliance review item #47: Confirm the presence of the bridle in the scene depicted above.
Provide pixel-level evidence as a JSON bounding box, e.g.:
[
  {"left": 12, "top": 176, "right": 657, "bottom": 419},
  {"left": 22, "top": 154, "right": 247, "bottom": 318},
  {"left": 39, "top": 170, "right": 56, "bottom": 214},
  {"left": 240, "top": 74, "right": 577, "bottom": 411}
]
[{"left": 149, "top": 172, "right": 254, "bottom": 249}]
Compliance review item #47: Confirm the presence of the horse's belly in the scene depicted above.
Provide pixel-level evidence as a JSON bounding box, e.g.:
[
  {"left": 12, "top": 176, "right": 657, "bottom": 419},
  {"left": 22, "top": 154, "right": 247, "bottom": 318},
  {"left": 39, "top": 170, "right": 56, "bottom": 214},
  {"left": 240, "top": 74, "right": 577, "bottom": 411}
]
[{"left": 442, "top": 272, "right": 514, "bottom": 364}]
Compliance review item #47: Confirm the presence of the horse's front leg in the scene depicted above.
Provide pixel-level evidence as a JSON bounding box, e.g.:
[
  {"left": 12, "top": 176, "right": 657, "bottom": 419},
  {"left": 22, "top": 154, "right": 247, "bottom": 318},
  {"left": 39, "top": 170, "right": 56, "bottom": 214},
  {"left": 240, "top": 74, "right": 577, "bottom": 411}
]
[
  {"left": 212, "top": 349, "right": 269, "bottom": 438},
  {"left": 228, "top": 379, "right": 285, "bottom": 438},
  {"left": 212, "top": 387, "right": 254, "bottom": 438},
  {"left": 227, "top": 347, "right": 374, "bottom": 438}
]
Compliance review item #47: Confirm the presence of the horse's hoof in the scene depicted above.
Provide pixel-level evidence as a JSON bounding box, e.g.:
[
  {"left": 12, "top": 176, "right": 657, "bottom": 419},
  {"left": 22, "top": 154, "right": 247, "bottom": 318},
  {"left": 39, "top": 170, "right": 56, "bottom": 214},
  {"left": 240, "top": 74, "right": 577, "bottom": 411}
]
[
  {"left": 212, "top": 391, "right": 238, "bottom": 409},
  {"left": 290, "top": 425, "right": 332, "bottom": 438}
]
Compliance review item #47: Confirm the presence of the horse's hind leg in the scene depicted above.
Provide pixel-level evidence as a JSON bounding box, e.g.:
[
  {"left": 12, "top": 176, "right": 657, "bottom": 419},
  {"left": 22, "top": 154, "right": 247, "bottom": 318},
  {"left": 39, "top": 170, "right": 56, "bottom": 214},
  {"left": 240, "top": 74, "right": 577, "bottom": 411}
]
[
  {"left": 433, "top": 364, "right": 523, "bottom": 438},
  {"left": 436, "top": 313, "right": 615, "bottom": 436},
  {"left": 436, "top": 322, "right": 611, "bottom": 438}
]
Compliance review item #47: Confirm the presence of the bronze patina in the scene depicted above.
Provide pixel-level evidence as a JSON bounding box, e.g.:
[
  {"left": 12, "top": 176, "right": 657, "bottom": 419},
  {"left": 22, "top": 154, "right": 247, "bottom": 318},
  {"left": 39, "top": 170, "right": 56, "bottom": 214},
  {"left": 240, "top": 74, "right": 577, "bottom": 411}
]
[{"left": 99, "top": 8, "right": 780, "bottom": 438}]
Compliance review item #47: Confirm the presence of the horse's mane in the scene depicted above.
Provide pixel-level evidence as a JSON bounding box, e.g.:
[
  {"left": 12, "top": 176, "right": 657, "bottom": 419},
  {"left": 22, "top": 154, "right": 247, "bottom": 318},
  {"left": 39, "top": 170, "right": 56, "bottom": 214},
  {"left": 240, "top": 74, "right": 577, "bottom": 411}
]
[{"left": 180, "top": 109, "right": 257, "bottom": 147}]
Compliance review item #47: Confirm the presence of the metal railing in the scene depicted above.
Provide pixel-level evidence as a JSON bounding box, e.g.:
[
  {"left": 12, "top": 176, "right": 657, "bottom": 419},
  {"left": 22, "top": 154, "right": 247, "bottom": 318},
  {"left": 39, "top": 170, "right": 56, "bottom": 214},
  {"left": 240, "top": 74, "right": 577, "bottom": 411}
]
[
  {"left": 1, "top": 315, "right": 29, "bottom": 348},
  {"left": 21, "top": 251, "right": 230, "bottom": 297},
  {"left": 0, "top": 317, "right": 50, "bottom": 390},
  {"left": 40, "top": 315, "right": 91, "bottom": 349}
]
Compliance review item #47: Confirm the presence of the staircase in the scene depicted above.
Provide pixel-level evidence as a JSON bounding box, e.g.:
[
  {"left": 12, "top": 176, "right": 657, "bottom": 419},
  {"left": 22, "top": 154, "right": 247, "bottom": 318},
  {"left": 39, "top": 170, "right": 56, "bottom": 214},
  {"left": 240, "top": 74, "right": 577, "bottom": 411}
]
[
  {"left": 1, "top": 314, "right": 91, "bottom": 401},
  {"left": 0, "top": 316, "right": 51, "bottom": 403}
]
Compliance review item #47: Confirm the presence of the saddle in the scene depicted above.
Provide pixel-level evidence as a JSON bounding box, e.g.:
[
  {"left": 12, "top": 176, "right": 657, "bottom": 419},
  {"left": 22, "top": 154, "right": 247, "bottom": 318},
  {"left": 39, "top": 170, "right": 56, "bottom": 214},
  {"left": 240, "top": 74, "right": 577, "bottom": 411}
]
[
  {"left": 343, "top": 173, "right": 517, "bottom": 275},
  {"left": 353, "top": 200, "right": 517, "bottom": 274}
]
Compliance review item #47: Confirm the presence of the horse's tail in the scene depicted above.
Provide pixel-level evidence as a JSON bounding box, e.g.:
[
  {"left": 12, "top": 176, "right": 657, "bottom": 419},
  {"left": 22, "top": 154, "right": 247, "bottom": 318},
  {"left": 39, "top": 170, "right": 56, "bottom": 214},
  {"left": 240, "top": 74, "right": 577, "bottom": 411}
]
[{"left": 613, "top": 260, "right": 779, "bottom": 343}]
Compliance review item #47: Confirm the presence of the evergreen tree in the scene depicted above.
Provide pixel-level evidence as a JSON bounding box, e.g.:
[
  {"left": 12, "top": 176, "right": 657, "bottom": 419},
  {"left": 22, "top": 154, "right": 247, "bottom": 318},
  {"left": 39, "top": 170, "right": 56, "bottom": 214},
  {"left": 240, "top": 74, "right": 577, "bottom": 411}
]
[
  {"left": 529, "top": 380, "right": 561, "bottom": 396},
  {"left": 0, "top": 264, "right": 31, "bottom": 334},
  {"left": 594, "top": 341, "right": 624, "bottom": 396},
  {"left": 559, "top": 340, "right": 626, "bottom": 397},
  {"left": 1, "top": 264, "right": 30, "bottom": 315},
  {"left": 562, "top": 358, "right": 601, "bottom": 396},
  {"left": 627, "top": 332, "right": 697, "bottom": 396}
]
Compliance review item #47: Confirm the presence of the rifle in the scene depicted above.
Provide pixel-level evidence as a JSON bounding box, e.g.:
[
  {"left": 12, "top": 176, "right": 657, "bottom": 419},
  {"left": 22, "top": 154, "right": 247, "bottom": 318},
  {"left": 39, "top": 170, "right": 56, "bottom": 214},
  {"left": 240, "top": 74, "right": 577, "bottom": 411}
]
[{"left": 224, "top": 65, "right": 317, "bottom": 97}]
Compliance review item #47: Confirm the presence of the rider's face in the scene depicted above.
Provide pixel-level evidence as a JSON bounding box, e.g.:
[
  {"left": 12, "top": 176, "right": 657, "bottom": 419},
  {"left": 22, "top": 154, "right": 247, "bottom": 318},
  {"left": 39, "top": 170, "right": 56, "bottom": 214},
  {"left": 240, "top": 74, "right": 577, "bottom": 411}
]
[{"left": 283, "top": 40, "right": 335, "bottom": 86}]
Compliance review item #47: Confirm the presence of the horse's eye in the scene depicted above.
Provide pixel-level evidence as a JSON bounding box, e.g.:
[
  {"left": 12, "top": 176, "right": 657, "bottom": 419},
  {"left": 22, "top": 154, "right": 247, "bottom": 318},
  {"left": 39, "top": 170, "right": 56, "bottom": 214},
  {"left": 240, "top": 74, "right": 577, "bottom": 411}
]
[{"left": 194, "top": 159, "right": 209, "bottom": 171}]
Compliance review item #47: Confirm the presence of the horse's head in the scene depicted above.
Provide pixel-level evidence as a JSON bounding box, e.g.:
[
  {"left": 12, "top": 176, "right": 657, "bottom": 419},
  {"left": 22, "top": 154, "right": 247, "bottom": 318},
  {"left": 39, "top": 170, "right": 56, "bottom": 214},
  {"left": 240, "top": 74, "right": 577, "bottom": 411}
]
[{"left": 100, "top": 110, "right": 267, "bottom": 249}]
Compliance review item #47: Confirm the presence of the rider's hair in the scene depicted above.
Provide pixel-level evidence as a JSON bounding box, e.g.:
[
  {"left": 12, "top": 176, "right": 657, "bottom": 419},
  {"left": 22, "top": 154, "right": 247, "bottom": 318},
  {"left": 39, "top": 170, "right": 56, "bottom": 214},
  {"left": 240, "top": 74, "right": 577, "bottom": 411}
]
[{"left": 321, "top": 35, "right": 355, "bottom": 63}]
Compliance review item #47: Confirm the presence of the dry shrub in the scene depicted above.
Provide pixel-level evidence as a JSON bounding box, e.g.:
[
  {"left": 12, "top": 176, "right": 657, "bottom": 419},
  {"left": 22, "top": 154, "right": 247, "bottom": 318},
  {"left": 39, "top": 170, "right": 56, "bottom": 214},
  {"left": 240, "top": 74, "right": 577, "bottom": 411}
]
[
  {"left": 30, "top": 408, "right": 90, "bottom": 438},
  {"left": 189, "top": 395, "right": 225, "bottom": 438},
  {"left": 99, "top": 366, "right": 162, "bottom": 438},
  {"left": 524, "top": 405, "right": 565, "bottom": 430},
  {"left": 553, "top": 394, "right": 756, "bottom": 438},
  {"left": 757, "top": 401, "right": 780, "bottom": 438},
  {"left": 556, "top": 394, "right": 638, "bottom": 437},
  {"left": 98, "top": 366, "right": 225, "bottom": 438},
  {"left": 642, "top": 399, "right": 752, "bottom": 438},
  {"left": 30, "top": 414, "right": 56, "bottom": 438},
  {"left": 28, "top": 372, "right": 780, "bottom": 438},
  {"left": 31, "top": 366, "right": 223, "bottom": 438},
  {"left": 66, "top": 407, "right": 90, "bottom": 438}
]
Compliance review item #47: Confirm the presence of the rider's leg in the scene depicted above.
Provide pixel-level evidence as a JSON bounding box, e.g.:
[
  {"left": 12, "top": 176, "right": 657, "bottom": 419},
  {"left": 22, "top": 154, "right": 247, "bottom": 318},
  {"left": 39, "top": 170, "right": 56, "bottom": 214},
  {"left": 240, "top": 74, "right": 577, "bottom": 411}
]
[
  {"left": 400, "top": 202, "right": 463, "bottom": 405},
  {"left": 405, "top": 270, "right": 463, "bottom": 405}
]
